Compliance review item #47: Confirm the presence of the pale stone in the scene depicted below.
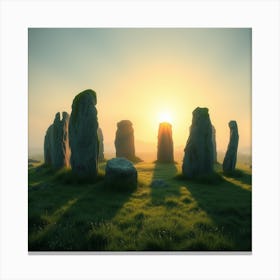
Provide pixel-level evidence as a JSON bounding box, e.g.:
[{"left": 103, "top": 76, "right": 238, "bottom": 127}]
[{"left": 105, "top": 158, "right": 137, "bottom": 190}]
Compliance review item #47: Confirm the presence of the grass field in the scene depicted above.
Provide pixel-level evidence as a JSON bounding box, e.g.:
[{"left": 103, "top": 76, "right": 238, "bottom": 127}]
[{"left": 28, "top": 161, "right": 251, "bottom": 251}]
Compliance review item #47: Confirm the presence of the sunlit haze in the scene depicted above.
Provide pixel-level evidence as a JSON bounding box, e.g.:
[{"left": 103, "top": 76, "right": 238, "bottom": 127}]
[
  {"left": 29, "top": 28, "right": 251, "bottom": 161},
  {"left": 158, "top": 112, "right": 173, "bottom": 124}
]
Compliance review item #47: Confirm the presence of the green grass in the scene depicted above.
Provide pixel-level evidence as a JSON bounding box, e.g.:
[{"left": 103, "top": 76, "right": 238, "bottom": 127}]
[{"left": 28, "top": 161, "right": 251, "bottom": 251}]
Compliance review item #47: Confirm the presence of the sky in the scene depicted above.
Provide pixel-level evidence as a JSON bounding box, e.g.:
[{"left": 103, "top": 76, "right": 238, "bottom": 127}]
[{"left": 28, "top": 28, "right": 251, "bottom": 160}]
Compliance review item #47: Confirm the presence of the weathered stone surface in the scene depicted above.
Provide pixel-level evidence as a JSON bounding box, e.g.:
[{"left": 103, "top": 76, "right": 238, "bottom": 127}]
[
  {"left": 44, "top": 124, "right": 53, "bottom": 166},
  {"left": 105, "top": 158, "right": 137, "bottom": 190},
  {"left": 114, "top": 120, "right": 136, "bottom": 162},
  {"left": 223, "top": 120, "right": 239, "bottom": 173},
  {"left": 52, "top": 112, "right": 71, "bottom": 169},
  {"left": 157, "top": 122, "right": 174, "bottom": 163},
  {"left": 97, "top": 127, "right": 105, "bottom": 162},
  {"left": 212, "top": 125, "right": 217, "bottom": 163},
  {"left": 61, "top": 112, "right": 71, "bottom": 167},
  {"left": 69, "top": 89, "right": 99, "bottom": 178},
  {"left": 182, "top": 107, "right": 214, "bottom": 178},
  {"left": 44, "top": 111, "right": 70, "bottom": 168}
]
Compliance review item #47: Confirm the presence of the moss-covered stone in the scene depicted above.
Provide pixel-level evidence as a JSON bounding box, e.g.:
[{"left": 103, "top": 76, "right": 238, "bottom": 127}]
[
  {"left": 71, "top": 89, "right": 97, "bottom": 123},
  {"left": 69, "top": 89, "right": 99, "bottom": 179},
  {"left": 43, "top": 111, "right": 70, "bottom": 169},
  {"left": 182, "top": 107, "right": 214, "bottom": 178},
  {"left": 193, "top": 107, "right": 208, "bottom": 116},
  {"left": 73, "top": 89, "right": 97, "bottom": 105}
]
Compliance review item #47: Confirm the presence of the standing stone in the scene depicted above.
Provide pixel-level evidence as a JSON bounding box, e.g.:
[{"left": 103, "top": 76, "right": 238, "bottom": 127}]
[
  {"left": 182, "top": 107, "right": 214, "bottom": 178},
  {"left": 223, "top": 120, "right": 239, "bottom": 173},
  {"left": 69, "top": 89, "right": 99, "bottom": 178},
  {"left": 43, "top": 112, "right": 70, "bottom": 168},
  {"left": 114, "top": 120, "right": 136, "bottom": 162},
  {"left": 157, "top": 122, "right": 174, "bottom": 163},
  {"left": 97, "top": 127, "right": 105, "bottom": 162},
  {"left": 61, "top": 112, "right": 71, "bottom": 167},
  {"left": 52, "top": 112, "right": 71, "bottom": 169},
  {"left": 212, "top": 125, "right": 217, "bottom": 163},
  {"left": 44, "top": 124, "right": 54, "bottom": 166}
]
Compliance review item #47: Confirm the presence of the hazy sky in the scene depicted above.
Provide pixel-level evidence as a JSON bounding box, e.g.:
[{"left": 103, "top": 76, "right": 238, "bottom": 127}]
[{"left": 29, "top": 28, "right": 251, "bottom": 158}]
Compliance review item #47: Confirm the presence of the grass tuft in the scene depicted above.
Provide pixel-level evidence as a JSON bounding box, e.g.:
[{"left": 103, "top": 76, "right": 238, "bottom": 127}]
[{"left": 53, "top": 167, "right": 105, "bottom": 185}]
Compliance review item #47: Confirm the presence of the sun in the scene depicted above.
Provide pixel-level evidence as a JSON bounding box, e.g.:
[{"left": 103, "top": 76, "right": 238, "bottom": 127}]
[{"left": 158, "top": 111, "right": 173, "bottom": 124}]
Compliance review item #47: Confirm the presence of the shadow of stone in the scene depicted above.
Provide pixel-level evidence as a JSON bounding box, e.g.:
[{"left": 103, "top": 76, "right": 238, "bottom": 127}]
[
  {"left": 150, "top": 162, "right": 181, "bottom": 206},
  {"left": 180, "top": 178, "right": 252, "bottom": 251},
  {"left": 223, "top": 169, "right": 252, "bottom": 185},
  {"left": 152, "top": 162, "right": 178, "bottom": 179},
  {"left": 28, "top": 166, "right": 135, "bottom": 251}
]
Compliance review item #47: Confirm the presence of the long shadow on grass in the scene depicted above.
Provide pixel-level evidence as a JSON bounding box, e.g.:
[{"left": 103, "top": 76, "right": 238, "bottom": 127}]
[
  {"left": 177, "top": 176, "right": 252, "bottom": 251},
  {"left": 214, "top": 163, "right": 252, "bottom": 185},
  {"left": 28, "top": 165, "right": 83, "bottom": 233},
  {"left": 150, "top": 162, "right": 181, "bottom": 206},
  {"left": 28, "top": 166, "right": 135, "bottom": 251},
  {"left": 223, "top": 169, "right": 252, "bottom": 185}
]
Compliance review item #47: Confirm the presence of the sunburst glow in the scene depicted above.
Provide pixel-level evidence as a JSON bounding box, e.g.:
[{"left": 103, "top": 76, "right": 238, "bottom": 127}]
[{"left": 158, "top": 112, "right": 173, "bottom": 124}]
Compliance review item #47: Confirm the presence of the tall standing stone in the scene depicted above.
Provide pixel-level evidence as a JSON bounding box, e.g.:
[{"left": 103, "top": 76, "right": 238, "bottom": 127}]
[
  {"left": 97, "top": 127, "right": 105, "bottom": 162},
  {"left": 223, "top": 120, "right": 239, "bottom": 173},
  {"left": 69, "top": 89, "right": 99, "bottom": 178},
  {"left": 52, "top": 112, "right": 71, "bottom": 169},
  {"left": 182, "top": 107, "right": 214, "bottom": 178},
  {"left": 44, "top": 124, "right": 54, "bottom": 166},
  {"left": 44, "top": 112, "right": 70, "bottom": 168},
  {"left": 157, "top": 122, "right": 174, "bottom": 163},
  {"left": 114, "top": 120, "right": 136, "bottom": 161},
  {"left": 212, "top": 125, "right": 217, "bottom": 163},
  {"left": 62, "top": 112, "right": 71, "bottom": 167}
]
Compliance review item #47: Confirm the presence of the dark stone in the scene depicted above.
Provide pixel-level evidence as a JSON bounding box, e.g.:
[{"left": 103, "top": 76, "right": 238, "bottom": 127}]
[
  {"left": 212, "top": 125, "right": 217, "bottom": 163},
  {"left": 52, "top": 112, "right": 71, "bottom": 169},
  {"left": 43, "top": 111, "right": 70, "bottom": 169},
  {"left": 157, "top": 122, "right": 174, "bottom": 163},
  {"left": 69, "top": 89, "right": 99, "bottom": 178},
  {"left": 223, "top": 120, "right": 239, "bottom": 173},
  {"left": 105, "top": 158, "right": 137, "bottom": 190},
  {"left": 182, "top": 107, "right": 214, "bottom": 178},
  {"left": 114, "top": 120, "right": 137, "bottom": 162},
  {"left": 44, "top": 124, "right": 53, "bottom": 166},
  {"left": 97, "top": 127, "right": 105, "bottom": 162}
]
